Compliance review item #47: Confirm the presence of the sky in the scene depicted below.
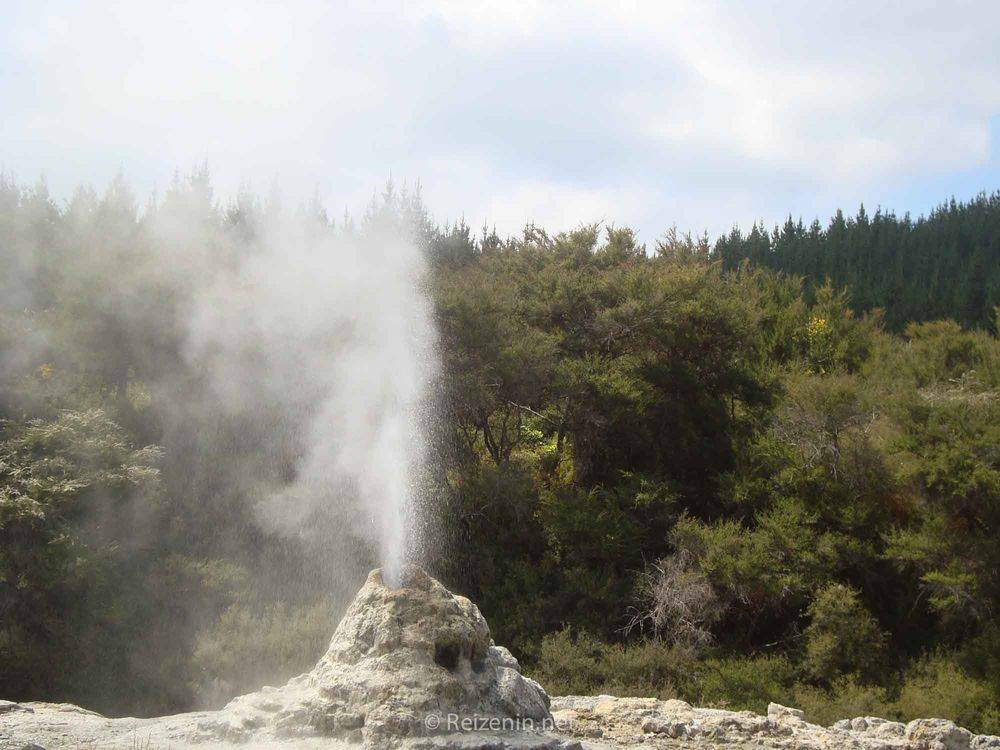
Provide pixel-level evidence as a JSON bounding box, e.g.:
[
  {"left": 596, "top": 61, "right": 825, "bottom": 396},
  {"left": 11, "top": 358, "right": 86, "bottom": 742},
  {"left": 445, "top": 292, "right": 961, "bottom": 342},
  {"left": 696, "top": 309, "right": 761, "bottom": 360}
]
[{"left": 2, "top": 0, "right": 999, "bottom": 242}]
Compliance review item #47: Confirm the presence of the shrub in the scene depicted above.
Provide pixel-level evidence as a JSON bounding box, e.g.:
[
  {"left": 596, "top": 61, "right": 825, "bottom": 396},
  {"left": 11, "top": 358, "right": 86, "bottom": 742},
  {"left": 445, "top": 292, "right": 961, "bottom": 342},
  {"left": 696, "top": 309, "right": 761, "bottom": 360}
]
[
  {"left": 529, "top": 630, "right": 1000, "bottom": 737},
  {"left": 193, "top": 600, "right": 336, "bottom": 707},
  {"left": 599, "top": 640, "right": 689, "bottom": 699},
  {"left": 693, "top": 655, "right": 797, "bottom": 712},
  {"left": 894, "top": 656, "right": 1000, "bottom": 736},
  {"left": 794, "top": 655, "right": 1000, "bottom": 735},
  {"left": 530, "top": 628, "right": 608, "bottom": 696},
  {"left": 803, "top": 583, "right": 886, "bottom": 683},
  {"left": 530, "top": 629, "right": 688, "bottom": 698},
  {"left": 793, "top": 677, "right": 892, "bottom": 727},
  {"left": 626, "top": 550, "right": 724, "bottom": 653}
]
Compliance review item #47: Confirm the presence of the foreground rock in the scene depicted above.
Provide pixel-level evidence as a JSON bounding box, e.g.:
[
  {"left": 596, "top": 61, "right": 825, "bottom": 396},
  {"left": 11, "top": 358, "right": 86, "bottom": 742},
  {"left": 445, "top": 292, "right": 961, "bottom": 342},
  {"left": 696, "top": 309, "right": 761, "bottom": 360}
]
[
  {"left": 2, "top": 569, "right": 998, "bottom": 749},
  {"left": 551, "top": 695, "right": 1000, "bottom": 749},
  {"left": 6, "top": 693, "right": 999, "bottom": 750}
]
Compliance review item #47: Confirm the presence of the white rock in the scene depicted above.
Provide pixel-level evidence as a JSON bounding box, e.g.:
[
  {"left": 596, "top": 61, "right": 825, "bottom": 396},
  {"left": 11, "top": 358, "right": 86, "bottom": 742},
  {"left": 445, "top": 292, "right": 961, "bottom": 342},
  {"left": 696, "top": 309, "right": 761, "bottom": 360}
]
[
  {"left": 874, "top": 721, "right": 907, "bottom": 738},
  {"left": 767, "top": 702, "right": 806, "bottom": 722},
  {"left": 906, "top": 718, "right": 973, "bottom": 750},
  {"left": 0, "top": 701, "right": 32, "bottom": 715}
]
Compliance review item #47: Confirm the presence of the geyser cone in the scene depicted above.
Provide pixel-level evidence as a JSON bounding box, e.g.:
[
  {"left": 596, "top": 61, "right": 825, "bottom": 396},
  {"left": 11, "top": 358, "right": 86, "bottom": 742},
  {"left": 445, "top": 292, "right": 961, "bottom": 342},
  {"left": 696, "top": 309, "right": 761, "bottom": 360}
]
[{"left": 216, "top": 566, "right": 554, "bottom": 747}]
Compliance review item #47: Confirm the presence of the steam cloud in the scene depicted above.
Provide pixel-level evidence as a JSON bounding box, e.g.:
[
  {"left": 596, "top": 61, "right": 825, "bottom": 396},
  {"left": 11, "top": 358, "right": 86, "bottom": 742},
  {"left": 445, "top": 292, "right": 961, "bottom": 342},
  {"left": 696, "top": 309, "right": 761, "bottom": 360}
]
[
  {"left": 159, "top": 190, "right": 438, "bottom": 587},
  {"left": 0, "top": 172, "right": 439, "bottom": 595}
]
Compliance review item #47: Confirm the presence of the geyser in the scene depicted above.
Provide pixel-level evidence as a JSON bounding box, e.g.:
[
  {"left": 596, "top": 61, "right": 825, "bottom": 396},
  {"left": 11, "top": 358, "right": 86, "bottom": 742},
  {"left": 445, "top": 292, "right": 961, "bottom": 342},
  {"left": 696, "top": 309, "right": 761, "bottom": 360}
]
[
  {"left": 220, "top": 565, "right": 556, "bottom": 746},
  {"left": 0, "top": 568, "right": 570, "bottom": 748}
]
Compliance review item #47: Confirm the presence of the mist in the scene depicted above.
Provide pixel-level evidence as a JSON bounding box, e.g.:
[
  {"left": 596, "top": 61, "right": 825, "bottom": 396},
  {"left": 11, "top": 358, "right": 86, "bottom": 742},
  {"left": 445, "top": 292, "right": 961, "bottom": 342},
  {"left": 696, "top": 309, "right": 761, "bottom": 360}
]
[
  {"left": 179, "top": 195, "right": 438, "bottom": 586},
  {"left": 0, "top": 171, "right": 442, "bottom": 710}
]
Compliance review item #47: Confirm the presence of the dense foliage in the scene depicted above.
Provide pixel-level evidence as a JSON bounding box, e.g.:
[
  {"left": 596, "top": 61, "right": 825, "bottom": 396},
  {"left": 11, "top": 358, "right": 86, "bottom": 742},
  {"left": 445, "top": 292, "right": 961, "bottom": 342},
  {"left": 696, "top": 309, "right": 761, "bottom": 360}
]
[
  {"left": 2, "top": 172, "right": 1000, "bottom": 731},
  {"left": 715, "top": 193, "right": 1000, "bottom": 331}
]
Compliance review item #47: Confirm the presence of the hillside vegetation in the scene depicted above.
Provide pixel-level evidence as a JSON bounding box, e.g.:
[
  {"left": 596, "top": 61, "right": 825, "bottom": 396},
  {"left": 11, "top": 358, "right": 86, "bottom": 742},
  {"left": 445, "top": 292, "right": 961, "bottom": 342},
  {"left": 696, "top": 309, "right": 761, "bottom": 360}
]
[{"left": 2, "top": 173, "right": 1000, "bottom": 732}]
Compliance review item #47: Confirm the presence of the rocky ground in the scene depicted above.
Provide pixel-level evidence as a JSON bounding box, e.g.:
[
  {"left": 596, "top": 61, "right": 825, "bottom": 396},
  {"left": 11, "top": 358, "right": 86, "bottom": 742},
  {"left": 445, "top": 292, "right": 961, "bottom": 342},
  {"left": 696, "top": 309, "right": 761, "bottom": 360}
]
[
  {"left": 550, "top": 695, "right": 1000, "bottom": 749},
  {"left": 5, "top": 693, "right": 1000, "bottom": 750},
  {"left": 2, "top": 567, "right": 998, "bottom": 750}
]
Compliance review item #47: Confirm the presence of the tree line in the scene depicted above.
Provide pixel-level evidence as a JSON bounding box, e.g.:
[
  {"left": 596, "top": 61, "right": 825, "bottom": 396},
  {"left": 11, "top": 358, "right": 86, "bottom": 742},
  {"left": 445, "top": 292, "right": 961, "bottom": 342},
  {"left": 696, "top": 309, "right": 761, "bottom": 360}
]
[
  {"left": 714, "top": 193, "right": 1000, "bottom": 331},
  {"left": 2, "top": 172, "right": 1000, "bottom": 731}
]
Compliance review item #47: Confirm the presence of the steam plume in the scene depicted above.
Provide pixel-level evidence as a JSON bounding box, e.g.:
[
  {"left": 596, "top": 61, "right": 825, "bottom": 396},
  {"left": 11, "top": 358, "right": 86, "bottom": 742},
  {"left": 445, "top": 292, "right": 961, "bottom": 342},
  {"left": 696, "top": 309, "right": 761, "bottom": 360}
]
[{"left": 176, "top": 197, "right": 437, "bottom": 586}]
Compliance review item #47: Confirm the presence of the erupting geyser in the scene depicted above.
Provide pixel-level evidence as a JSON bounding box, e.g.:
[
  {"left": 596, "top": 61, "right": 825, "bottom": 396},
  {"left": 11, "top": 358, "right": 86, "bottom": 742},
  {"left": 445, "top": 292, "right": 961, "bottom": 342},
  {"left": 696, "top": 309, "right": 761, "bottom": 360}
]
[{"left": 186, "top": 210, "right": 437, "bottom": 585}]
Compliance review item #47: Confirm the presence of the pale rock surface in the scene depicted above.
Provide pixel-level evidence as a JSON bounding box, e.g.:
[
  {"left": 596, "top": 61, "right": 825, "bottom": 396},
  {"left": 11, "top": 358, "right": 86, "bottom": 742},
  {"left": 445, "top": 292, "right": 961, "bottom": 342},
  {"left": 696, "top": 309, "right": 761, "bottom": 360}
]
[
  {"left": 905, "top": 718, "right": 972, "bottom": 750},
  {"left": 550, "top": 694, "right": 995, "bottom": 749},
  {"left": 768, "top": 702, "right": 806, "bottom": 722}
]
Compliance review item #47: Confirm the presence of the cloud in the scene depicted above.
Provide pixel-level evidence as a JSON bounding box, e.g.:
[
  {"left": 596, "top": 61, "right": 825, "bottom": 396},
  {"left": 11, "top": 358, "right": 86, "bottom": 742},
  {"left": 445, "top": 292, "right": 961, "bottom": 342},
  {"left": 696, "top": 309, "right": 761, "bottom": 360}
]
[
  {"left": 1, "top": 0, "right": 998, "bottom": 239},
  {"left": 483, "top": 178, "right": 656, "bottom": 234}
]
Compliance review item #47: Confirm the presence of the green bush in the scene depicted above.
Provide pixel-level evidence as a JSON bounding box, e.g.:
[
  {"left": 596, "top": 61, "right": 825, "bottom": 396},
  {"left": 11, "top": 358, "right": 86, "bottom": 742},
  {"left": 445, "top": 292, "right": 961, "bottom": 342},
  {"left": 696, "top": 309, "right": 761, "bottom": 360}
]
[
  {"left": 530, "top": 628, "right": 605, "bottom": 696},
  {"left": 193, "top": 600, "right": 336, "bottom": 706},
  {"left": 599, "top": 640, "right": 689, "bottom": 699},
  {"left": 530, "top": 629, "right": 687, "bottom": 698},
  {"left": 795, "top": 655, "right": 1000, "bottom": 735},
  {"left": 693, "top": 655, "right": 797, "bottom": 713},
  {"left": 894, "top": 656, "right": 1000, "bottom": 736},
  {"left": 803, "top": 583, "right": 886, "bottom": 683},
  {"left": 531, "top": 627, "right": 1000, "bottom": 736},
  {"left": 793, "top": 677, "right": 892, "bottom": 727}
]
